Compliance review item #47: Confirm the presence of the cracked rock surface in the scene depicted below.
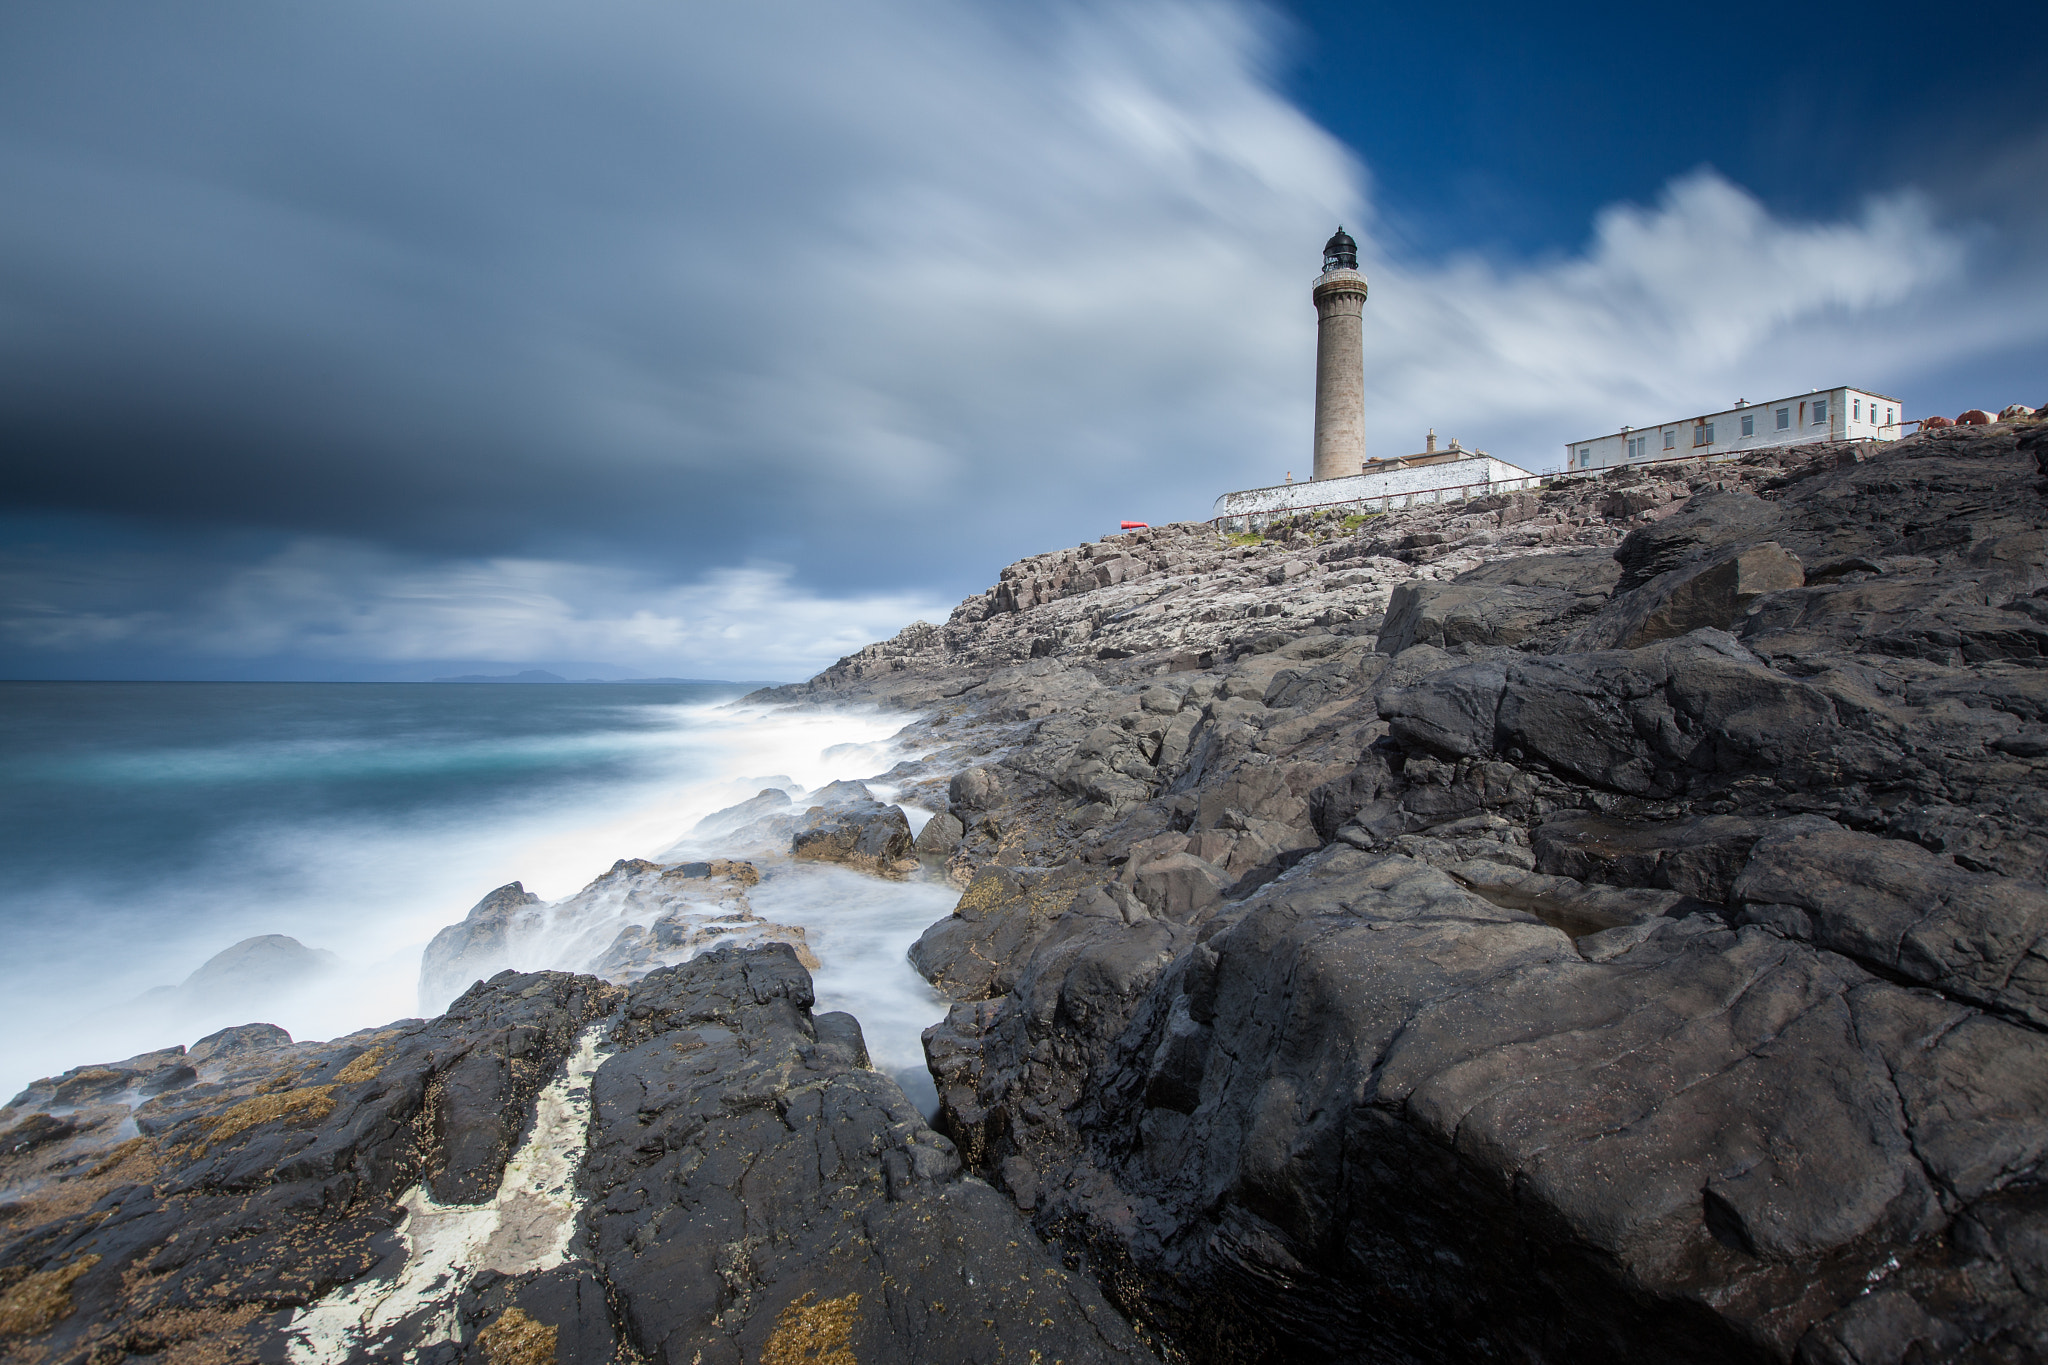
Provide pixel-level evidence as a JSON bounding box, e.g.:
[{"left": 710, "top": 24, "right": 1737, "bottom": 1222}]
[
  {"left": 791, "top": 420, "right": 2048, "bottom": 1363},
  {"left": 0, "top": 951, "right": 1145, "bottom": 1364}
]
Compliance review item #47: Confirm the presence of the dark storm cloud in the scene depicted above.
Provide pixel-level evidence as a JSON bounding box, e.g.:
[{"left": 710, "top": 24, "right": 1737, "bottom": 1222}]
[
  {"left": 0, "top": 1, "right": 1342, "bottom": 577},
  {"left": 0, "top": 0, "right": 2040, "bottom": 678}
]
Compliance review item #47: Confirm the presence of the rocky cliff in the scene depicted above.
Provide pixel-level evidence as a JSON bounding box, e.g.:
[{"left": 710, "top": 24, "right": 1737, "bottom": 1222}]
[
  {"left": 815, "top": 419, "right": 2048, "bottom": 1363},
  {"left": 4, "top": 418, "right": 2045, "bottom": 1363}
]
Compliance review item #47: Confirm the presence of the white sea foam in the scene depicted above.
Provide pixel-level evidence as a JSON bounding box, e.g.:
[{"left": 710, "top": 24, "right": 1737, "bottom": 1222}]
[{"left": 1, "top": 697, "right": 952, "bottom": 1105}]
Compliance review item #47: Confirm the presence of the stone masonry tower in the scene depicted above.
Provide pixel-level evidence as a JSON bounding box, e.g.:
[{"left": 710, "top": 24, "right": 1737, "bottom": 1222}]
[{"left": 1311, "top": 227, "right": 1369, "bottom": 480}]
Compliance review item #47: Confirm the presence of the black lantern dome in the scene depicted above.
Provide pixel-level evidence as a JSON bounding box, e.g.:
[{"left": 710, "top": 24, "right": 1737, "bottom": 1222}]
[{"left": 1321, "top": 226, "right": 1358, "bottom": 272}]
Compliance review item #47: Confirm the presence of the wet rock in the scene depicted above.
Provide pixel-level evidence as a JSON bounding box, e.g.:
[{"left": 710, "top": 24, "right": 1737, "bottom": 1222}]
[
  {"left": 790, "top": 798, "right": 917, "bottom": 877},
  {"left": 0, "top": 971, "right": 619, "bottom": 1364},
  {"left": 421, "top": 860, "right": 805, "bottom": 1011},
  {"left": 418, "top": 882, "right": 542, "bottom": 1011},
  {"left": 908, "top": 863, "right": 1099, "bottom": 1001},
  {"left": 688, "top": 786, "right": 793, "bottom": 841},
  {"left": 1531, "top": 812, "right": 1791, "bottom": 904},
  {"left": 912, "top": 810, "right": 965, "bottom": 863},
  {"left": 583, "top": 944, "right": 1148, "bottom": 1364},
  {"left": 1440, "top": 859, "right": 1697, "bottom": 936}
]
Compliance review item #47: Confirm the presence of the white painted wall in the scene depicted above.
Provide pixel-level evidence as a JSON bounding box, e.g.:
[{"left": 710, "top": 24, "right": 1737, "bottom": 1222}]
[
  {"left": 1213, "top": 454, "right": 1539, "bottom": 525},
  {"left": 1563, "top": 386, "right": 1904, "bottom": 472}
]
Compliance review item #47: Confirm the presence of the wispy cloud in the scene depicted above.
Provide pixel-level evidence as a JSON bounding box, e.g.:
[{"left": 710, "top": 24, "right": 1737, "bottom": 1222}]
[
  {"left": 1355, "top": 171, "right": 1979, "bottom": 454},
  {"left": 0, "top": 0, "right": 2040, "bottom": 677},
  {"left": 0, "top": 538, "right": 951, "bottom": 678}
]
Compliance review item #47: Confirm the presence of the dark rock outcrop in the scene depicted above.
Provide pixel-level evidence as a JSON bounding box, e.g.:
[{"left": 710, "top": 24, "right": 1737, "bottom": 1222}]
[
  {"left": 828, "top": 419, "right": 2048, "bottom": 1363},
  {"left": 0, "top": 971, "right": 616, "bottom": 1363},
  {"left": 791, "top": 797, "right": 918, "bottom": 877},
  {"left": 582, "top": 944, "right": 1148, "bottom": 1364},
  {"left": 0, "top": 949, "right": 1147, "bottom": 1363}
]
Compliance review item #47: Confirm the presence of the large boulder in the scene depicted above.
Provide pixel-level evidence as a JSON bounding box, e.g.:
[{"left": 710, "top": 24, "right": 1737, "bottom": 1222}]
[
  {"left": 0, "top": 971, "right": 620, "bottom": 1363},
  {"left": 582, "top": 945, "right": 1149, "bottom": 1364},
  {"left": 909, "top": 863, "right": 1099, "bottom": 1000},
  {"left": 1375, "top": 580, "right": 1584, "bottom": 653},
  {"left": 417, "top": 881, "right": 541, "bottom": 1012},
  {"left": 1732, "top": 821, "right": 2048, "bottom": 1027},
  {"left": 1610, "top": 490, "right": 1789, "bottom": 593},
  {"left": 930, "top": 846, "right": 2048, "bottom": 1363},
  {"left": 1453, "top": 545, "right": 1623, "bottom": 596},
  {"left": 1377, "top": 629, "right": 1889, "bottom": 800},
  {"left": 167, "top": 934, "right": 339, "bottom": 1011},
  {"left": 911, "top": 810, "right": 966, "bottom": 863},
  {"left": 790, "top": 799, "right": 917, "bottom": 877},
  {"left": 1565, "top": 542, "right": 1805, "bottom": 650}
]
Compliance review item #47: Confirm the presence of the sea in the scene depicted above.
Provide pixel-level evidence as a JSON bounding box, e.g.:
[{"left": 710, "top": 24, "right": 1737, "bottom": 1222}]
[{"left": 0, "top": 681, "right": 960, "bottom": 1110}]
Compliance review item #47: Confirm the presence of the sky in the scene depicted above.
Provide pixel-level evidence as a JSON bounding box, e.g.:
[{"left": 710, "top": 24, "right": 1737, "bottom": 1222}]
[{"left": 1, "top": 0, "right": 2041, "bottom": 682}]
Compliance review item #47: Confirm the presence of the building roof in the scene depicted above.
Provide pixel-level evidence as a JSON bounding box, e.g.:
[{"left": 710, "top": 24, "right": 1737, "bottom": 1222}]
[{"left": 1566, "top": 386, "right": 1905, "bottom": 445}]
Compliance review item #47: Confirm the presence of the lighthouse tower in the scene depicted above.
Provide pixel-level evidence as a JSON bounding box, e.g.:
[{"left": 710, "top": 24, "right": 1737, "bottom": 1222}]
[{"left": 1311, "top": 227, "right": 1368, "bottom": 480}]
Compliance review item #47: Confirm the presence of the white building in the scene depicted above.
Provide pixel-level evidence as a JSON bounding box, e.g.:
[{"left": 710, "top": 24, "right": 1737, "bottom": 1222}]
[
  {"left": 1214, "top": 432, "right": 1539, "bottom": 530},
  {"left": 1563, "top": 386, "right": 1904, "bottom": 473}
]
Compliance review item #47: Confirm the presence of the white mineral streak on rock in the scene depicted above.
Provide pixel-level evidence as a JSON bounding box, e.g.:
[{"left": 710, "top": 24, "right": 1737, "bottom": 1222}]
[{"left": 284, "top": 1024, "right": 610, "bottom": 1364}]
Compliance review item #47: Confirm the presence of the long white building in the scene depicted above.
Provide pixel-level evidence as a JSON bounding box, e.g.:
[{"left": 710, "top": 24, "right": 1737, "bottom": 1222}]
[
  {"left": 1214, "top": 433, "right": 1538, "bottom": 529},
  {"left": 1564, "top": 386, "right": 1904, "bottom": 473}
]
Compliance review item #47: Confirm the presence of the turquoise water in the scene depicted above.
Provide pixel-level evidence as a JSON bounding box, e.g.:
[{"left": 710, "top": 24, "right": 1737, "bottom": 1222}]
[{"left": 0, "top": 682, "right": 944, "bottom": 1102}]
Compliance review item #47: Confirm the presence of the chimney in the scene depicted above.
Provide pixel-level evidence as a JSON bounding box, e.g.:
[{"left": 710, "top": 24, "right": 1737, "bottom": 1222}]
[{"left": 1425, "top": 429, "right": 1436, "bottom": 453}]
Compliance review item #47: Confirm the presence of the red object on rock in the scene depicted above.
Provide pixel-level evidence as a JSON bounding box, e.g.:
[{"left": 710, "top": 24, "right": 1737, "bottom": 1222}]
[
  {"left": 1958, "top": 409, "right": 1995, "bottom": 425},
  {"left": 1920, "top": 415, "right": 1953, "bottom": 429},
  {"left": 1120, "top": 521, "right": 1150, "bottom": 530}
]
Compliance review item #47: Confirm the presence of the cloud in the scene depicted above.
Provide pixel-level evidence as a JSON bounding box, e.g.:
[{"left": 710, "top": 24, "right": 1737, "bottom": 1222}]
[
  {"left": 0, "top": 0, "right": 1354, "bottom": 577},
  {"left": 0, "top": 0, "right": 2042, "bottom": 677},
  {"left": 0, "top": 535, "right": 952, "bottom": 679},
  {"left": 1354, "top": 171, "right": 1984, "bottom": 456}
]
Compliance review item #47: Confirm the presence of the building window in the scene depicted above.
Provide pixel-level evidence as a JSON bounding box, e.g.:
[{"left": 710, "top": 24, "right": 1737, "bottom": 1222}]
[
  {"left": 1814, "top": 398, "right": 1828, "bottom": 424},
  {"left": 1776, "top": 407, "right": 1790, "bottom": 430},
  {"left": 1853, "top": 398, "right": 1861, "bottom": 421},
  {"left": 1663, "top": 430, "right": 1676, "bottom": 450},
  {"left": 1693, "top": 423, "right": 1710, "bottom": 447},
  {"left": 1741, "top": 413, "right": 1755, "bottom": 437},
  {"left": 1886, "top": 407, "right": 1894, "bottom": 426}
]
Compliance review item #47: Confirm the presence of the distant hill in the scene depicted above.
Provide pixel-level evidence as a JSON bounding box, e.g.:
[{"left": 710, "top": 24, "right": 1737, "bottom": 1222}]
[
  {"left": 430, "top": 669, "right": 573, "bottom": 683},
  {"left": 429, "top": 670, "right": 774, "bottom": 685}
]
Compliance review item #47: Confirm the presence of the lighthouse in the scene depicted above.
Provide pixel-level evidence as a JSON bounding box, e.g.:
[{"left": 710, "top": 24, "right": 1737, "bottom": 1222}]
[{"left": 1311, "top": 227, "right": 1368, "bottom": 480}]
